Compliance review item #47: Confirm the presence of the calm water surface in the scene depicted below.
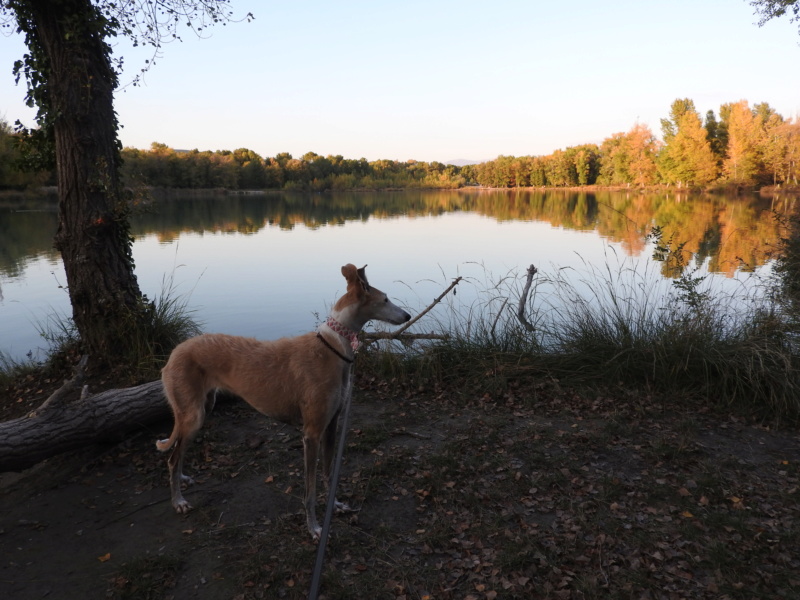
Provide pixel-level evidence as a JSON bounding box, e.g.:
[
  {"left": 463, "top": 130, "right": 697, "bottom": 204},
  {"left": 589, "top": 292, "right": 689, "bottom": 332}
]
[{"left": 0, "top": 189, "right": 793, "bottom": 362}]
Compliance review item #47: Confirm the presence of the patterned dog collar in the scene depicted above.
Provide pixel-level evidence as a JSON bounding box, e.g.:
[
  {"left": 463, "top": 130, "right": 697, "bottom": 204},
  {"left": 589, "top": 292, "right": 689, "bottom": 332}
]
[{"left": 325, "top": 316, "right": 360, "bottom": 352}]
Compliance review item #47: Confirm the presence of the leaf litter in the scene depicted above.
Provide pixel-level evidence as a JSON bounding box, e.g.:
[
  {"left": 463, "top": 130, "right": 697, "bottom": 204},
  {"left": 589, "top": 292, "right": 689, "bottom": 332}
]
[{"left": 0, "top": 371, "right": 798, "bottom": 599}]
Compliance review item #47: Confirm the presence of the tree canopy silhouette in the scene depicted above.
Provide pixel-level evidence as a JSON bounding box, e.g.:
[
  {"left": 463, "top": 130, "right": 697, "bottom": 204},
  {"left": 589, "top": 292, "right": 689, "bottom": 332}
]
[{"left": 751, "top": 0, "right": 800, "bottom": 34}]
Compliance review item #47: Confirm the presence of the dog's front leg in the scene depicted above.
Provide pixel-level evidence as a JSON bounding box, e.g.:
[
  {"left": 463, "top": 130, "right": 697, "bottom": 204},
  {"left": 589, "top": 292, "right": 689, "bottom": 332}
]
[
  {"left": 320, "top": 413, "right": 350, "bottom": 514},
  {"left": 303, "top": 433, "right": 322, "bottom": 540}
]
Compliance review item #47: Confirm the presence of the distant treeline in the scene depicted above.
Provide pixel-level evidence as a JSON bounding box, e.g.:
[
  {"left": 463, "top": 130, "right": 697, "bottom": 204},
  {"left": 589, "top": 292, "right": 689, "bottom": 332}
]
[
  {"left": 1, "top": 98, "right": 798, "bottom": 192},
  {"left": 469, "top": 99, "right": 800, "bottom": 189},
  {"left": 121, "top": 145, "right": 467, "bottom": 190}
]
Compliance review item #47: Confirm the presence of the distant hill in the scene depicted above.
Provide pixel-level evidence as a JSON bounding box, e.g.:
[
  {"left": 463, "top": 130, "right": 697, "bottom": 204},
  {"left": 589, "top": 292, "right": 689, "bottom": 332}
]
[{"left": 445, "top": 158, "right": 483, "bottom": 167}]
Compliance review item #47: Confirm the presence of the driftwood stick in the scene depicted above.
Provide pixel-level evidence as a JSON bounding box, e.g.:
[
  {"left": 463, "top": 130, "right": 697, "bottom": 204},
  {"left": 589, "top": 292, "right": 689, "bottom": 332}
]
[
  {"left": 362, "top": 276, "right": 462, "bottom": 344},
  {"left": 490, "top": 297, "right": 509, "bottom": 342},
  {"left": 393, "top": 276, "right": 462, "bottom": 337},
  {"left": 363, "top": 332, "right": 447, "bottom": 342},
  {"left": 517, "top": 265, "right": 538, "bottom": 333},
  {"left": 364, "top": 276, "right": 462, "bottom": 344},
  {"left": 35, "top": 354, "right": 89, "bottom": 414},
  {"left": 393, "top": 428, "right": 432, "bottom": 440},
  {"left": 362, "top": 276, "right": 462, "bottom": 346}
]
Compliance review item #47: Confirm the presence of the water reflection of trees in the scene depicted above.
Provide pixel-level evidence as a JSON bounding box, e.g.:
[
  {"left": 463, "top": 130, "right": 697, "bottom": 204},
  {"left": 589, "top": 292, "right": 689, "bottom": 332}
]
[
  {"left": 442, "top": 190, "right": 790, "bottom": 276},
  {"left": 0, "top": 199, "right": 60, "bottom": 277},
  {"left": 1, "top": 191, "right": 795, "bottom": 278}
]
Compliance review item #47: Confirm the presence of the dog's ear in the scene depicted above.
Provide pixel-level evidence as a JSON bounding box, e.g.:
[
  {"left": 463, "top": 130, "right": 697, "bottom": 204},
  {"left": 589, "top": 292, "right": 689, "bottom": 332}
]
[
  {"left": 341, "top": 263, "right": 357, "bottom": 282},
  {"left": 357, "top": 265, "right": 370, "bottom": 290},
  {"left": 341, "top": 263, "right": 370, "bottom": 293}
]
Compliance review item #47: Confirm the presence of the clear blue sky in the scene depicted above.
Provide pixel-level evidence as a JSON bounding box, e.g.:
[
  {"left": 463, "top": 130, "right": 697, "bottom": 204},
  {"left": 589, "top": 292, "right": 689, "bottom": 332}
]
[{"left": 1, "top": 0, "right": 798, "bottom": 163}]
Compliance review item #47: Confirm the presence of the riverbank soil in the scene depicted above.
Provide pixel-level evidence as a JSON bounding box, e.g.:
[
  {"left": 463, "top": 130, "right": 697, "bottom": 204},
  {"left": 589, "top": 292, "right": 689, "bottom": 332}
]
[{"left": 1, "top": 371, "right": 799, "bottom": 599}]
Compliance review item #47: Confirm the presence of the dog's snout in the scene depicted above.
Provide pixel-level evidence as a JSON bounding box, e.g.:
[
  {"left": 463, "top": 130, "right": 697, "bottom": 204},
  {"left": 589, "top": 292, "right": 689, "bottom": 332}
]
[{"left": 396, "top": 310, "right": 411, "bottom": 324}]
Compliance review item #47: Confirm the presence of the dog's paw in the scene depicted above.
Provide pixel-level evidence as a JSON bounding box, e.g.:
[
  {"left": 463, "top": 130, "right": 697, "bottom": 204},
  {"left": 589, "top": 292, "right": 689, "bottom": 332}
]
[
  {"left": 173, "top": 498, "right": 193, "bottom": 514},
  {"left": 334, "top": 500, "right": 358, "bottom": 514},
  {"left": 179, "top": 474, "right": 195, "bottom": 487},
  {"left": 310, "top": 525, "right": 322, "bottom": 541}
]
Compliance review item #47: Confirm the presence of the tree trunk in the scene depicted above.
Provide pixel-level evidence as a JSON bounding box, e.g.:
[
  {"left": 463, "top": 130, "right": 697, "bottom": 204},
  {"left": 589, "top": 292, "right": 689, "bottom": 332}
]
[
  {"left": 0, "top": 380, "right": 168, "bottom": 472},
  {"left": 26, "top": 0, "right": 148, "bottom": 361}
]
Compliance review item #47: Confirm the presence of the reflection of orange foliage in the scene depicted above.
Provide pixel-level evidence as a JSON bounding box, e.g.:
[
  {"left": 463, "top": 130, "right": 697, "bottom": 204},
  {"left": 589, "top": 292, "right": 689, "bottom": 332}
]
[
  {"left": 592, "top": 193, "right": 656, "bottom": 256},
  {"left": 156, "top": 232, "right": 180, "bottom": 244},
  {"left": 434, "top": 190, "right": 783, "bottom": 275},
  {"left": 137, "top": 190, "right": 788, "bottom": 277},
  {"left": 715, "top": 201, "right": 781, "bottom": 276}
]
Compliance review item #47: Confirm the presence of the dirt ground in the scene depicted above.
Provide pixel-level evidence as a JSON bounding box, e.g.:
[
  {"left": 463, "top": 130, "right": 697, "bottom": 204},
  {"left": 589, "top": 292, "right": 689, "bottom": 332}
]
[{"left": 1, "top": 372, "right": 799, "bottom": 599}]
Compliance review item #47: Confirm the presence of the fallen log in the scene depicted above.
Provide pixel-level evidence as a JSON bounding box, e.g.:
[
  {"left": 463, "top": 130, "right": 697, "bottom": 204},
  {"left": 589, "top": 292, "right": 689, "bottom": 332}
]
[{"left": 0, "top": 373, "right": 168, "bottom": 472}]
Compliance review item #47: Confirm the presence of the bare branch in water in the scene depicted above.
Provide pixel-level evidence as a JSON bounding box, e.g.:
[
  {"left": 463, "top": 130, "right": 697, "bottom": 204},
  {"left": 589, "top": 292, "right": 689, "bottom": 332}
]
[{"left": 517, "top": 265, "right": 538, "bottom": 333}]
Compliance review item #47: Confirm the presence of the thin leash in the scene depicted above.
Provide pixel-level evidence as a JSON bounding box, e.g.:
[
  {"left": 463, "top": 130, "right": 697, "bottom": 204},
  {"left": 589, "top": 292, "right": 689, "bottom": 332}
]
[
  {"left": 307, "top": 361, "right": 355, "bottom": 599},
  {"left": 316, "top": 333, "right": 354, "bottom": 363}
]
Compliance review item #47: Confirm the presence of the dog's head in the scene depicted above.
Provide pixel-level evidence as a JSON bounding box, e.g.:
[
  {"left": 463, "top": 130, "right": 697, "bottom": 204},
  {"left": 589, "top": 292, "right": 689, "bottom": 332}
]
[{"left": 338, "top": 263, "right": 411, "bottom": 326}]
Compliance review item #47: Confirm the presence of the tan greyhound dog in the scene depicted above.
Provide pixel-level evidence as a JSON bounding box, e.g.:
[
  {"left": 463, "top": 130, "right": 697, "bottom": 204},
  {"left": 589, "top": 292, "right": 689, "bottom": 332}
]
[{"left": 157, "top": 264, "right": 411, "bottom": 539}]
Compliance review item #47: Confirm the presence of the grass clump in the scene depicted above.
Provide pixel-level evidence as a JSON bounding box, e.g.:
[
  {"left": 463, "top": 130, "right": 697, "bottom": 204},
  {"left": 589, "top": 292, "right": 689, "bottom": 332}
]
[
  {"left": 362, "top": 223, "right": 800, "bottom": 423},
  {"left": 126, "top": 274, "right": 203, "bottom": 377},
  {"left": 0, "top": 351, "right": 42, "bottom": 389},
  {"left": 1, "top": 272, "right": 201, "bottom": 384}
]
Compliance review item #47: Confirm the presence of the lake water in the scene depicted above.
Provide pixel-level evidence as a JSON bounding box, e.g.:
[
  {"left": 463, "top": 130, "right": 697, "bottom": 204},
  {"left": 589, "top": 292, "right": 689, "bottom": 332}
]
[{"left": 0, "top": 189, "right": 794, "bottom": 362}]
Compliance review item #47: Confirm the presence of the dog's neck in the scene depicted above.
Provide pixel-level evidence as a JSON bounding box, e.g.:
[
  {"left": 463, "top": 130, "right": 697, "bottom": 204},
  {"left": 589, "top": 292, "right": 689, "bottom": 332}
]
[{"left": 321, "top": 316, "right": 360, "bottom": 352}]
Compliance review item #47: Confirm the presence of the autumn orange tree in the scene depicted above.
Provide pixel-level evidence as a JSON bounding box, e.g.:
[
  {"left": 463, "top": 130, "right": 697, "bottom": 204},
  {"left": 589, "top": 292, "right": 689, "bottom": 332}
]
[
  {"left": 657, "top": 99, "right": 718, "bottom": 186},
  {"left": 722, "top": 100, "right": 762, "bottom": 183},
  {"left": 755, "top": 103, "right": 791, "bottom": 186},
  {"left": 597, "top": 123, "right": 660, "bottom": 186},
  {"left": 777, "top": 119, "right": 800, "bottom": 185},
  {"left": 718, "top": 100, "right": 792, "bottom": 186}
]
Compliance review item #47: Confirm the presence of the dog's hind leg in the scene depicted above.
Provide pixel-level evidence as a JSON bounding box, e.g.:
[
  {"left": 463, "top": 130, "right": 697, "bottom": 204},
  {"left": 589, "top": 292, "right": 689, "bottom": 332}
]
[
  {"left": 165, "top": 406, "right": 208, "bottom": 513},
  {"left": 166, "top": 436, "right": 192, "bottom": 513},
  {"left": 205, "top": 388, "right": 218, "bottom": 414},
  {"left": 161, "top": 402, "right": 208, "bottom": 514},
  {"left": 160, "top": 362, "right": 210, "bottom": 513}
]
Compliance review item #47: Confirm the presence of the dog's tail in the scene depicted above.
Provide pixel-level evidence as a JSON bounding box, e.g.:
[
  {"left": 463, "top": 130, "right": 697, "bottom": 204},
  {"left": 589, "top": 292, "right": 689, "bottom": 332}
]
[{"left": 156, "top": 433, "right": 177, "bottom": 452}]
